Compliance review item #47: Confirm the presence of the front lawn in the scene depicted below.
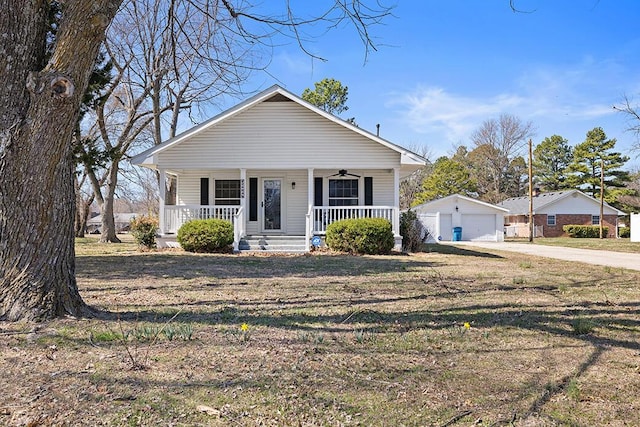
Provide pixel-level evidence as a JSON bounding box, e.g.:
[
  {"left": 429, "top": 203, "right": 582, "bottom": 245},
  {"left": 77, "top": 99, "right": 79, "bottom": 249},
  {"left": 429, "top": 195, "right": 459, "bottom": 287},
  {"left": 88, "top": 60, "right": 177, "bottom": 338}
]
[
  {"left": 1, "top": 238, "right": 639, "bottom": 426},
  {"left": 510, "top": 236, "right": 640, "bottom": 253}
]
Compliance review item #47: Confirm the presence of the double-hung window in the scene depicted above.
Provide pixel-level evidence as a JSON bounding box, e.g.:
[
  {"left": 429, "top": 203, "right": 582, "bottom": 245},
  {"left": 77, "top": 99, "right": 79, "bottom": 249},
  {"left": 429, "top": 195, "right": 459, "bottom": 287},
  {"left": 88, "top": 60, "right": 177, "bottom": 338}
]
[
  {"left": 329, "top": 179, "right": 359, "bottom": 206},
  {"left": 215, "top": 180, "right": 241, "bottom": 205},
  {"left": 591, "top": 215, "right": 600, "bottom": 225},
  {"left": 547, "top": 214, "right": 556, "bottom": 226}
]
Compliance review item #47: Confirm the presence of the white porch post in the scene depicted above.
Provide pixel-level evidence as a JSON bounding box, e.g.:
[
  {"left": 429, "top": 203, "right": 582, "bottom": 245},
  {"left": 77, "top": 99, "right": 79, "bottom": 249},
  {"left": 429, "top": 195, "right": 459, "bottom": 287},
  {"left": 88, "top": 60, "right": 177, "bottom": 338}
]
[
  {"left": 240, "top": 168, "right": 247, "bottom": 213},
  {"left": 236, "top": 168, "right": 247, "bottom": 252},
  {"left": 158, "top": 168, "right": 166, "bottom": 235},
  {"left": 393, "top": 167, "right": 401, "bottom": 250},
  {"left": 306, "top": 168, "right": 314, "bottom": 251}
]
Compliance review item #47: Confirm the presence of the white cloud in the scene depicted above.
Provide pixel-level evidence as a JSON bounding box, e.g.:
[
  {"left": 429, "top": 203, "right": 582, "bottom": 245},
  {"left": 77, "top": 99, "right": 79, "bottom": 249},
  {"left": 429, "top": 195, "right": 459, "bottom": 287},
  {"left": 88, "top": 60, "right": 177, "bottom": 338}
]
[
  {"left": 391, "top": 87, "right": 527, "bottom": 142},
  {"left": 389, "top": 58, "right": 625, "bottom": 146}
]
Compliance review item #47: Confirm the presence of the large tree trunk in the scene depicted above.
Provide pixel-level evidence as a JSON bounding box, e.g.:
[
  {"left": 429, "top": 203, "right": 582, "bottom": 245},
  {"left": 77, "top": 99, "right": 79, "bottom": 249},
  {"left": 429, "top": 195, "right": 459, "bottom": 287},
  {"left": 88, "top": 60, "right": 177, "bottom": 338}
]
[{"left": 0, "top": 1, "right": 122, "bottom": 322}]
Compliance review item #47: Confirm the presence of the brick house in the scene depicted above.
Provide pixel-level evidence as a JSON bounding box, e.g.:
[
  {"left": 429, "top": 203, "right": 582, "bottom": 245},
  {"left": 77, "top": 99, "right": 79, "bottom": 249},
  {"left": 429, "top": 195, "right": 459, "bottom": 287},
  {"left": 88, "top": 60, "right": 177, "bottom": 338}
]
[{"left": 499, "top": 190, "right": 626, "bottom": 238}]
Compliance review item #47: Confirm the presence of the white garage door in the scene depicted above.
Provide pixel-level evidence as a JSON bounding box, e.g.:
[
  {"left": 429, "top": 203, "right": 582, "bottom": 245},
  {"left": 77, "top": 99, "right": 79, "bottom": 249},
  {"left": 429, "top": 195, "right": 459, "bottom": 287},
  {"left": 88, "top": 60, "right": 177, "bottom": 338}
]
[
  {"left": 461, "top": 214, "right": 497, "bottom": 241},
  {"left": 439, "top": 214, "right": 453, "bottom": 241}
]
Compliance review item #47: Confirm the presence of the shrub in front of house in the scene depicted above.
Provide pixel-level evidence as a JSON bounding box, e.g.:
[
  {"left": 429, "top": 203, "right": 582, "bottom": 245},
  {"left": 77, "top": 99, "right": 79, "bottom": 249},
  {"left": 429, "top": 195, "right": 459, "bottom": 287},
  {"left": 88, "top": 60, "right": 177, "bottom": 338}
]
[
  {"left": 400, "top": 209, "right": 427, "bottom": 252},
  {"left": 177, "top": 219, "right": 234, "bottom": 253},
  {"left": 619, "top": 226, "right": 630, "bottom": 238},
  {"left": 563, "top": 225, "right": 608, "bottom": 238},
  {"left": 326, "top": 217, "right": 394, "bottom": 255},
  {"left": 130, "top": 215, "right": 159, "bottom": 250}
]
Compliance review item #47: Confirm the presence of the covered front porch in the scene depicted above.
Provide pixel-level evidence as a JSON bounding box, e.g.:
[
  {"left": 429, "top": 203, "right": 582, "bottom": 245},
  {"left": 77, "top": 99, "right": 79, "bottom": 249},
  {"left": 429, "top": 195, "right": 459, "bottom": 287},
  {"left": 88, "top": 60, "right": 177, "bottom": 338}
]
[{"left": 157, "top": 168, "right": 402, "bottom": 252}]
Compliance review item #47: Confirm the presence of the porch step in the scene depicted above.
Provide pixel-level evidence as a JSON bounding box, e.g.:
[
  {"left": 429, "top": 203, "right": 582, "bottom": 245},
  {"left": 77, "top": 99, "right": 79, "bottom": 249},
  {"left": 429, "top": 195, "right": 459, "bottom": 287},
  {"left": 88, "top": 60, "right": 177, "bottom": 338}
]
[{"left": 239, "top": 235, "right": 307, "bottom": 253}]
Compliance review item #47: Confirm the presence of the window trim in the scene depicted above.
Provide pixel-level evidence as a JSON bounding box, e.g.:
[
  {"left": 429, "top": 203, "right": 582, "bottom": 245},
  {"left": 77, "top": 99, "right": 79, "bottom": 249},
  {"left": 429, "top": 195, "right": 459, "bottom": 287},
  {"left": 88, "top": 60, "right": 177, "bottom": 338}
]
[
  {"left": 214, "top": 179, "right": 242, "bottom": 206},
  {"left": 328, "top": 178, "right": 359, "bottom": 206},
  {"left": 547, "top": 214, "right": 556, "bottom": 226}
]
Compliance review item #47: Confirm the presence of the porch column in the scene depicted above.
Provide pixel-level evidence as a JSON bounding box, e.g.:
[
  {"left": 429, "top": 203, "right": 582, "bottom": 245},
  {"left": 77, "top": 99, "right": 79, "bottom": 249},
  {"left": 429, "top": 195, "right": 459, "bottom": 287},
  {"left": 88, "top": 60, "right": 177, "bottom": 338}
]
[
  {"left": 307, "top": 168, "right": 314, "bottom": 211},
  {"left": 158, "top": 168, "right": 166, "bottom": 235},
  {"left": 393, "top": 167, "right": 401, "bottom": 251},
  {"left": 393, "top": 167, "right": 400, "bottom": 234},
  {"left": 237, "top": 168, "right": 247, "bottom": 251},
  {"left": 240, "top": 168, "right": 247, "bottom": 213},
  {"left": 306, "top": 168, "right": 314, "bottom": 251}
]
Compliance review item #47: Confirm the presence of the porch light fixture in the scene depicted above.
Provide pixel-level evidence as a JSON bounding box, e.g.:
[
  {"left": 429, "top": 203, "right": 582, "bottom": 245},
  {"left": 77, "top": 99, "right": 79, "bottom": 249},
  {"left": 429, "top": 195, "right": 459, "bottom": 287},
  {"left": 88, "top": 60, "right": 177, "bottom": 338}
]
[
  {"left": 291, "top": 181, "right": 296, "bottom": 190},
  {"left": 455, "top": 205, "right": 459, "bottom": 212}
]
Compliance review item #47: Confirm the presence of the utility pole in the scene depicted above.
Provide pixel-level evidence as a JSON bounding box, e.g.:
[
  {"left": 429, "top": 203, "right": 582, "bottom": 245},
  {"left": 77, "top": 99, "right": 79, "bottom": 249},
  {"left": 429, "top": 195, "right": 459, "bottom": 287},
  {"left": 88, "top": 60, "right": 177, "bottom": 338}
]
[
  {"left": 528, "top": 138, "right": 534, "bottom": 242},
  {"left": 600, "top": 157, "right": 605, "bottom": 239}
]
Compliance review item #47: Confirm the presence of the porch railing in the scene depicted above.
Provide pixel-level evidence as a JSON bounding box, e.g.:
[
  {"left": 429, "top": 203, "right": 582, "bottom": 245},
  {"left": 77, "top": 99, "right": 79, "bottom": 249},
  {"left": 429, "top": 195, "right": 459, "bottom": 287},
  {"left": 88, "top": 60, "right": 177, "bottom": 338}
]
[
  {"left": 312, "top": 206, "right": 398, "bottom": 235},
  {"left": 164, "top": 205, "right": 240, "bottom": 234}
]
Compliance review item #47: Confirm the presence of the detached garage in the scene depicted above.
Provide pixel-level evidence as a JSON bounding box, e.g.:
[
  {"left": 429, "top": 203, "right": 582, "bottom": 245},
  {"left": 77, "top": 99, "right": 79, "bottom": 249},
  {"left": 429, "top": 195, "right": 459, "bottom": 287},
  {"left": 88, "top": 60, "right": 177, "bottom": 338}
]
[{"left": 411, "top": 194, "right": 509, "bottom": 242}]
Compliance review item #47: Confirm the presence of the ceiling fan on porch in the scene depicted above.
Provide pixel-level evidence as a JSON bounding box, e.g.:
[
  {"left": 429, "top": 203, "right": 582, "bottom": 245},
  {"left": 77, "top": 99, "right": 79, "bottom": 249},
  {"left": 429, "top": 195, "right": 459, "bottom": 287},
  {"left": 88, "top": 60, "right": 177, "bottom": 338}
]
[{"left": 328, "top": 169, "right": 361, "bottom": 178}]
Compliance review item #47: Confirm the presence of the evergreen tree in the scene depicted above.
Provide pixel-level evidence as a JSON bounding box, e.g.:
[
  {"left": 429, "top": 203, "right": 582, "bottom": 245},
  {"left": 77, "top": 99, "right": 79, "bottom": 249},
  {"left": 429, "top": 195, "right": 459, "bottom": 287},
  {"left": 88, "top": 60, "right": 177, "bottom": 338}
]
[
  {"left": 566, "top": 127, "right": 630, "bottom": 204},
  {"left": 532, "top": 135, "right": 573, "bottom": 191},
  {"left": 302, "top": 78, "right": 350, "bottom": 116}
]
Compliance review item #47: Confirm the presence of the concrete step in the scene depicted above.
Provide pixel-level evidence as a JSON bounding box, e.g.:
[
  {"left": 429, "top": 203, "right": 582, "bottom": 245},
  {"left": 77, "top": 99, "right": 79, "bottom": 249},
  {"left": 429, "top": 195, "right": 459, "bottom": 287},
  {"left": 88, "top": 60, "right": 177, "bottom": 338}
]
[{"left": 239, "top": 235, "right": 307, "bottom": 253}]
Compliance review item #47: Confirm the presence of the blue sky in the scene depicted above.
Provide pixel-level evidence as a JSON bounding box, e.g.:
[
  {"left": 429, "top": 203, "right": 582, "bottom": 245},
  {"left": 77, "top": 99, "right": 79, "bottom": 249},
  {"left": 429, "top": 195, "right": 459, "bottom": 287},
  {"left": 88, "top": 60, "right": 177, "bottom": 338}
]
[{"left": 222, "top": 1, "right": 640, "bottom": 168}]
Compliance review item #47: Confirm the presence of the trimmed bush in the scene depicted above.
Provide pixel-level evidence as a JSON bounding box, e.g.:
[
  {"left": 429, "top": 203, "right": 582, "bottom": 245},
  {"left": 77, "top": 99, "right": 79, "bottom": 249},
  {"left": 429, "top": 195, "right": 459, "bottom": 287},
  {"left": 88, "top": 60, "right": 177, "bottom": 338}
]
[
  {"left": 563, "top": 224, "right": 608, "bottom": 238},
  {"left": 177, "top": 219, "right": 234, "bottom": 253},
  {"left": 326, "top": 217, "right": 394, "bottom": 255},
  {"left": 619, "top": 227, "right": 630, "bottom": 238},
  {"left": 130, "top": 215, "right": 158, "bottom": 250},
  {"left": 400, "top": 210, "right": 428, "bottom": 253}
]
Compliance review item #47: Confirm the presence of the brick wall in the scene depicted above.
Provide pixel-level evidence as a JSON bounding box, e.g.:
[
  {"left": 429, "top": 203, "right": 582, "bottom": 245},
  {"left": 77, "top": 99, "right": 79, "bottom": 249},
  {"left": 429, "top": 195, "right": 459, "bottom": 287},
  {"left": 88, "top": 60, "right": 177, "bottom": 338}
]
[
  {"left": 504, "top": 214, "right": 619, "bottom": 238},
  {"left": 546, "top": 214, "right": 618, "bottom": 238}
]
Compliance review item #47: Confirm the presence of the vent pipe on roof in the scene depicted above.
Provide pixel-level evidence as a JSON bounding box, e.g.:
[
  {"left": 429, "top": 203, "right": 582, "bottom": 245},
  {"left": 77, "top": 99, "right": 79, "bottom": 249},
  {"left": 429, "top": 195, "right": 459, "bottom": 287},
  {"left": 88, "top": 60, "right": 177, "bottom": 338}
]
[{"left": 376, "top": 123, "right": 380, "bottom": 136}]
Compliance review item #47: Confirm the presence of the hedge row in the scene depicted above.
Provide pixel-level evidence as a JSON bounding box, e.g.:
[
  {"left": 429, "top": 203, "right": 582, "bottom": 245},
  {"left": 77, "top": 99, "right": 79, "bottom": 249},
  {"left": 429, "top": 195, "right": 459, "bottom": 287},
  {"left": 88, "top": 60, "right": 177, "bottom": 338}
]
[{"left": 562, "top": 224, "right": 609, "bottom": 238}]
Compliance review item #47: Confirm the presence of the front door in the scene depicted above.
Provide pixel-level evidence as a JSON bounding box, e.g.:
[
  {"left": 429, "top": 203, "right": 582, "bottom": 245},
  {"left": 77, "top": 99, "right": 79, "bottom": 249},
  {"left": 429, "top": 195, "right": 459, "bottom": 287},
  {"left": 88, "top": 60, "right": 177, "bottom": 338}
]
[{"left": 262, "top": 178, "right": 282, "bottom": 232}]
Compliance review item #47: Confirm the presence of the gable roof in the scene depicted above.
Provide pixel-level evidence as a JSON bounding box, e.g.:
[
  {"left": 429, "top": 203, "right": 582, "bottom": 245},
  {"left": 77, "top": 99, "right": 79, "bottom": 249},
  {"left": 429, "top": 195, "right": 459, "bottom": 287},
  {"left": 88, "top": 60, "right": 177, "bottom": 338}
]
[
  {"left": 499, "top": 190, "right": 626, "bottom": 215},
  {"left": 413, "top": 194, "right": 509, "bottom": 213},
  {"left": 131, "top": 85, "right": 426, "bottom": 168}
]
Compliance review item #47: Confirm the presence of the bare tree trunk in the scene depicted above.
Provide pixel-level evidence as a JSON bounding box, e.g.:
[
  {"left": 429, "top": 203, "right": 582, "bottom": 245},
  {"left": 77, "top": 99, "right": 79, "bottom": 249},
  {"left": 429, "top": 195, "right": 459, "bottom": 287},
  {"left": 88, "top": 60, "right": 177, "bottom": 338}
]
[
  {"left": 100, "top": 160, "right": 122, "bottom": 243},
  {"left": 74, "top": 173, "right": 95, "bottom": 238},
  {"left": 0, "top": 0, "right": 122, "bottom": 322}
]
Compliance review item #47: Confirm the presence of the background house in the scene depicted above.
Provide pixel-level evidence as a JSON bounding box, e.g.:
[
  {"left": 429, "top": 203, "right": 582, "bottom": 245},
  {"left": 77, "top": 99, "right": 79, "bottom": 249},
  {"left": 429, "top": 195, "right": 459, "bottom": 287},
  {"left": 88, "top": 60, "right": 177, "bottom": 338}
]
[
  {"left": 412, "top": 194, "right": 508, "bottom": 242},
  {"left": 86, "top": 213, "right": 138, "bottom": 234},
  {"left": 499, "top": 190, "right": 626, "bottom": 238},
  {"left": 131, "top": 85, "right": 426, "bottom": 251}
]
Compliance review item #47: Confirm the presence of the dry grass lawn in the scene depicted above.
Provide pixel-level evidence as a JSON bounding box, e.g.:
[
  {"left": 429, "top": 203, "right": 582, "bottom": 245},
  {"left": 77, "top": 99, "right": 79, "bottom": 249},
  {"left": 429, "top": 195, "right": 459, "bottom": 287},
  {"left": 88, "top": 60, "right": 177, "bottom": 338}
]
[{"left": 1, "top": 237, "right": 639, "bottom": 426}]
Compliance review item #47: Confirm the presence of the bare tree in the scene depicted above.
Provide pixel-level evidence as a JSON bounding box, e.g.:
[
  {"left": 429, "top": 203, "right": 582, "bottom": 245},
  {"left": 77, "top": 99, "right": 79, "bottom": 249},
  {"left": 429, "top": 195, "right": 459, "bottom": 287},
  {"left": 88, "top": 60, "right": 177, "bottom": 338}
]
[
  {"left": 399, "top": 144, "right": 433, "bottom": 209},
  {"left": 469, "top": 113, "right": 534, "bottom": 202},
  {"left": 0, "top": 0, "right": 392, "bottom": 321},
  {"left": 614, "top": 95, "right": 640, "bottom": 156}
]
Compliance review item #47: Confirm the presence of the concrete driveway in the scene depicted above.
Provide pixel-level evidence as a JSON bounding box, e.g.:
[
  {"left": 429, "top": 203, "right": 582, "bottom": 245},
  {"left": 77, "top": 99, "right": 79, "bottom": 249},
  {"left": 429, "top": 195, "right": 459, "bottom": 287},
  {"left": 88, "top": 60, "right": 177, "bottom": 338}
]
[{"left": 446, "top": 241, "right": 640, "bottom": 272}]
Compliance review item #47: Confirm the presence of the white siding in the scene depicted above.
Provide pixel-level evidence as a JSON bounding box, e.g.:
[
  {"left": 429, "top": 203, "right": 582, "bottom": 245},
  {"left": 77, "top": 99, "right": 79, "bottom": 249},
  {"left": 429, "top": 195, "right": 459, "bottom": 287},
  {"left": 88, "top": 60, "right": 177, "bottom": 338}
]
[{"left": 157, "top": 101, "right": 400, "bottom": 170}]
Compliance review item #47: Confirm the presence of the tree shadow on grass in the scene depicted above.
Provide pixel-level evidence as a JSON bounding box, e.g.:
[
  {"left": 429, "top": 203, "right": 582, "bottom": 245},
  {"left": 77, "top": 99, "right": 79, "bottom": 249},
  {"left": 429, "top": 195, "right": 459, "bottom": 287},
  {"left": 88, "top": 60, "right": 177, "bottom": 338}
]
[
  {"left": 76, "top": 252, "right": 444, "bottom": 281},
  {"left": 420, "top": 244, "right": 504, "bottom": 258}
]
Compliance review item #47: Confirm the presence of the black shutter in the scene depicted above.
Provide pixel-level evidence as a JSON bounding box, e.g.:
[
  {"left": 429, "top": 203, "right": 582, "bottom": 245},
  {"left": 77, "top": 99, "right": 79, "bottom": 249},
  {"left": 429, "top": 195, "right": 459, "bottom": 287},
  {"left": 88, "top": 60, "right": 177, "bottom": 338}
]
[
  {"left": 200, "top": 178, "right": 209, "bottom": 205},
  {"left": 249, "top": 178, "right": 258, "bottom": 221},
  {"left": 314, "top": 177, "right": 323, "bottom": 206},
  {"left": 364, "top": 177, "right": 373, "bottom": 206}
]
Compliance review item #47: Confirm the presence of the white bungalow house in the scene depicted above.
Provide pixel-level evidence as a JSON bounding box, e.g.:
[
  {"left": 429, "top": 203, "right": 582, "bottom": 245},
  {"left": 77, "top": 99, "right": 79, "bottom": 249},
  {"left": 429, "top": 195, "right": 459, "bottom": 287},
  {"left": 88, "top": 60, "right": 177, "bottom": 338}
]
[{"left": 131, "top": 85, "right": 426, "bottom": 251}]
